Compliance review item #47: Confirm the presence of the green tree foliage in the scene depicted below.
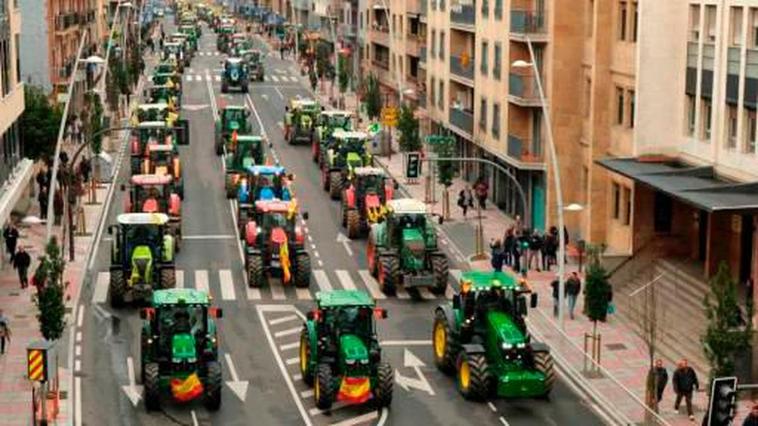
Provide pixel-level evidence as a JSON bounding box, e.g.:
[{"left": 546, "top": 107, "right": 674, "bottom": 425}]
[
  {"left": 19, "top": 86, "right": 63, "bottom": 160},
  {"left": 702, "top": 262, "right": 753, "bottom": 379},
  {"left": 338, "top": 55, "right": 350, "bottom": 94},
  {"left": 584, "top": 244, "right": 612, "bottom": 323},
  {"left": 431, "top": 135, "right": 455, "bottom": 187},
  {"left": 34, "top": 238, "right": 67, "bottom": 341},
  {"left": 84, "top": 92, "right": 104, "bottom": 154},
  {"left": 315, "top": 41, "right": 331, "bottom": 79},
  {"left": 364, "top": 75, "right": 382, "bottom": 120},
  {"left": 397, "top": 104, "right": 421, "bottom": 152}
]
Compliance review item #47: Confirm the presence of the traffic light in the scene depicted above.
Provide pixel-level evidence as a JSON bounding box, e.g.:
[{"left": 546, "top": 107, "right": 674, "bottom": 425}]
[
  {"left": 708, "top": 376, "right": 738, "bottom": 426},
  {"left": 406, "top": 152, "right": 421, "bottom": 179}
]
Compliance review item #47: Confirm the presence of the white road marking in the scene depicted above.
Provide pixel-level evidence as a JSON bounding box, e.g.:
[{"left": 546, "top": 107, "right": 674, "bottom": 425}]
[
  {"left": 285, "top": 357, "right": 299, "bottom": 365},
  {"left": 336, "top": 270, "right": 357, "bottom": 290},
  {"left": 329, "top": 410, "right": 380, "bottom": 426},
  {"left": 269, "top": 314, "right": 299, "bottom": 326},
  {"left": 358, "top": 270, "right": 386, "bottom": 300},
  {"left": 313, "top": 270, "right": 333, "bottom": 292},
  {"left": 317, "top": 260, "right": 323, "bottom": 267},
  {"left": 309, "top": 401, "right": 348, "bottom": 416},
  {"left": 280, "top": 341, "right": 300, "bottom": 351},
  {"left": 219, "top": 269, "right": 236, "bottom": 300},
  {"left": 418, "top": 287, "right": 436, "bottom": 300},
  {"left": 175, "top": 269, "right": 184, "bottom": 289},
  {"left": 270, "top": 283, "right": 286, "bottom": 300},
  {"left": 271, "top": 75, "right": 279, "bottom": 82},
  {"left": 292, "top": 373, "right": 302, "bottom": 381},
  {"left": 191, "top": 410, "right": 199, "bottom": 426},
  {"left": 76, "top": 305, "right": 85, "bottom": 328},
  {"left": 274, "top": 326, "right": 301, "bottom": 338},
  {"left": 313, "top": 250, "right": 320, "bottom": 258},
  {"left": 247, "top": 286, "right": 262, "bottom": 300},
  {"left": 76, "top": 331, "right": 82, "bottom": 343},
  {"left": 185, "top": 75, "right": 193, "bottom": 82},
  {"left": 74, "top": 377, "right": 82, "bottom": 426},
  {"left": 75, "top": 359, "right": 81, "bottom": 372},
  {"left": 195, "top": 269, "right": 209, "bottom": 294},
  {"left": 396, "top": 287, "right": 411, "bottom": 299},
  {"left": 488, "top": 402, "right": 497, "bottom": 412},
  {"left": 499, "top": 417, "right": 510, "bottom": 426},
  {"left": 300, "top": 389, "right": 314, "bottom": 398},
  {"left": 274, "top": 87, "right": 284, "bottom": 99},
  {"left": 296, "top": 287, "right": 312, "bottom": 300},
  {"left": 380, "top": 340, "right": 429, "bottom": 346},
  {"left": 92, "top": 272, "right": 109, "bottom": 304}
]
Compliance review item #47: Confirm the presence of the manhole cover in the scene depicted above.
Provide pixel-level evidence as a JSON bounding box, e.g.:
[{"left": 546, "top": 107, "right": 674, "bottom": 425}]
[{"left": 606, "top": 343, "right": 627, "bottom": 351}]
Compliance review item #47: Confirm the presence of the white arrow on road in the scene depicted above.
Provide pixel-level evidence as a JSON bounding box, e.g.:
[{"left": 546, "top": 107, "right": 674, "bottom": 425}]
[
  {"left": 121, "top": 357, "right": 143, "bottom": 406},
  {"left": 261, "top": 93, "right": 269, "bottom": 101},
  {"left": 337, "top": 232, "right": 353, "bottom": 256},
  {"left": 224, "top": 353, "right": 249, "bottom": 402},
  {"left": 182, "top": 104, "right": 210, "bottom": 111},
  {"left": 395, "top": 349, "right": 435, "bottom": 396}
]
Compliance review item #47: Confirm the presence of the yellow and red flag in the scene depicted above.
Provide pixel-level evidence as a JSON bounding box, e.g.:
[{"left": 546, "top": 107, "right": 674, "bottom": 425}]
[
  {"left": 280, "top": 239, "right": 291, "bottom": 283},
  {"left": 170, "top": 373, "right": 204, "bottom": 402},
  {"left": 337, "top": 376, "right": 372, "bottom": 404}
]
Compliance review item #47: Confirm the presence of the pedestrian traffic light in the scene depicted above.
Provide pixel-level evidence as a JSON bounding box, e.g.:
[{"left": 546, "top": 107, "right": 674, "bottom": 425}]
[
  {"left": 406, "top": 152, "right": 421, "bottom": 179},
  {"left": 707, "top": 376, "right": 738, "bottom": 426}
]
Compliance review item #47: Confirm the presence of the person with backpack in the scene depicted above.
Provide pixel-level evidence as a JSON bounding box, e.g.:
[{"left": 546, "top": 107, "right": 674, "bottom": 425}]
[{"left": 0, "top": 310, "right": 10, "bottom": 354}]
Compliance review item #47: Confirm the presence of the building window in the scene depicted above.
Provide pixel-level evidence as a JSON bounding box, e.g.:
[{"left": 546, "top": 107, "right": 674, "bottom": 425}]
[
  {"left": 430, "top": 76, "right": 436, "bottom": 108},
  {"left": 706, "top": 5, "right": 717, "bottom": 43},
  {"left": 752, "top": 10, "right": 758, "bottom": 48},
  {"left": 0, "top": 40, "right": 9, "bottom": 97},
  {"left": 686, "top": 95, "right": 696, "bottom": 135},
  {"left": 732, "top": 7, "right": 744, "bottom": 46},
  {"left": 628, "top": 89, "right": 635, "bottom": 128},
  {"left": 431, "top": 0, "right": 436, "bottom": 11},
  {"left": 727, "top": 106, "right": 738, "bottom": 149},
  {"left": 747, "top": 110, "right": 757, "bottom": 153},
  {"left": 440, "top": 0, "right": 445, "bottom": 12},
  {"left": 702, "top": 100, "right": 712, "bottom": 140},
  {"left": 494, "top": 0, "right": 502, "bottom": 20},
  {"left": 631, "top": 1, "right": 638, "bottom": 42},
  {"left": 431, "top": 30, "right": 436, "bottom": 58},
  {"left": 13, "top": 34, "right": 19, "bottom": 85},
  {"left": 482, "top": 0, "right": 488, "bottom": 17},
  {"left": 618, "top": 1, "right": 627, "bottom": 41},
  {"left": 690, "top": 5, "right": 701, "bottom": 42},
  {"left": 439, "top": 31, "right": 445, "bottom": 59},
  {"left": 584, "top": 77, "right": 592, "bottom": 117},
  {"left": 615, "top": 86, "right": 625, "bottom": 125},
  {"left": 438, "top": 80, "right": 444, "bottom": 109},
  {"left": 612, "top": 182, "right": 620, "bottom": 219},
  {"left": 480, "top": 41, "right": 488, "bottom": 75},
  {"left": 492, "top": 102, "right": 501, "bottom": 139},
  {"left": 493, "top": 42, "right": 501, "bottom": 79},
  {"left": 479, "top": 98, "right": 487, "bottom": 130},
  {"left": 622, "top": 186, "right": 631, "bottom": 225}
]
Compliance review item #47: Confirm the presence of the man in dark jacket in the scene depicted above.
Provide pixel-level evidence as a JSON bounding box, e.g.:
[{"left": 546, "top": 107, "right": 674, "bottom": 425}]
[
  {"left": 3, "top": 223, "right": 18, "bottom": 262},
  {"left": 672, "top": 358, "right": 699, "bottom": 421},
  {"left": 565, "top": 272, "right": 582, "bottom": 319},
  {"left": 653, "top": 359, "right": 668, "bottom": 403},
  {"left": 13, "top": 246, "right": 31, "bottom": 289},
  {"left": 550, "top": 277, "right": 560, "bottom": 317},
  {"left": 743, "top": 405, "right": 758, "bottom": 426}
]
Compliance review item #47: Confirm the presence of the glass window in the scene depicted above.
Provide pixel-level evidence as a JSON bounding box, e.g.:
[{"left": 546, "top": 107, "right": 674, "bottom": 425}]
[
  {"left": 732, "top": 7, "right": 744, "bottom": 46},
  {"left": 492, "top": 102, "right": 501, "bottom": 139},
  {"left": 623, "top": 187, "right": 631, "bottom": 225},
  {"left": 494, "top": 0, "right": 502, "bottom": 20},
  {"left": 631, "top": 1, "right": 638, "bottom": 42},
  {"left": 431, "top": 30, "right": 436, "bottom": 58},
  {"left": 586, "top": 0, "right": 594, "bottom": 38},
  {"left": 493, "top": 42, "right": 501, "bottom": 79},
  {"left": 706, "top": 5, "right": 717, "bottom": 42},
  {"left": 439, "top": 31, "right": 445, "bottom": 59},
  {"left": 690, "top": 4, "right": 701, "bottom": 42},
  {"left": 616, "top": 86, "right": 625, "bottom": 125},
  {"left": 612, "top": 182, "right": 620, "bottom": 219},
  {"left": 618, "top": 1, "right": 627, "bottom": 41},
  {"left": 482, "top": 0, "right": 488, "bottom": 17},
  {"left": 584, "top": 77, "right": 592, "bottom": 117},
  {"left": 703, "top": 100, "right": 712, "bottom": 140},
  {"left": 628, "top": 89, "right": 635, "bottom": 128},
  {"left": 430, "top": 76, "right": 436, "bottom": 108},
  {"left": 438, "top": 80, "right": 444, "bottom": 109},
  {"left": 728, "top": 107, "right": 738, "bottom": 149},
  {"left": 480, "top": 41, "right": 488, "bottom": 75},
  {"left": 479, "top": 97, "right": 487, "bottom": 130},
  {"left": 686, "top": 95, "right": 696, "bottom": 135}
]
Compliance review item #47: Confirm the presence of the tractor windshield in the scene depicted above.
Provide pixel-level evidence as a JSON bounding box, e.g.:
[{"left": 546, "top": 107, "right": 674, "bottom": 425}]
[
  {"left": 333, "top": 307, "right": 374, "bottom": 337},
  {"left": 135, "top": 185, "right": 167, "bottom": 212},
  {"left": 328, "top": 115, "right": 350, "bottom": 129},
  {"left": 226, "top": 61, "right": 243, "bottom": 72},
  {"left": 359, "top": 175, "right": 383, "bottom": 193},
  {"left": 158, "top": 305, "right": 206, "bottom": 337},
  {"left": 138, "top": 108, "right": 167, "bottom": 122},
  {"left": 341, "top": 137, "right": 365, "bottom": 153},
  {"left": 125, "top": 224, "right": 160, "bottom": 245},
  {"left": 224, "top": 109, "right": 246, "bottom": 125}
]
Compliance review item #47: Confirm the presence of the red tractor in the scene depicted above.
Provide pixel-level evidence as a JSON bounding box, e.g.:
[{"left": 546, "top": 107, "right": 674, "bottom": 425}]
[
  {"left": 341, "top": 167, "right": 395, "bottom": 239},
  {"left": 242, "top": 200, "right": 311, "bottom": 289},
  {"left": 123, "top": 174, "right": 183, "bottom": 251}
]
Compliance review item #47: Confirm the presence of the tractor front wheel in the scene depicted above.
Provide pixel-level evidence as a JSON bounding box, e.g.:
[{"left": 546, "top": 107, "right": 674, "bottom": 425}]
[
  {"left": 160, "top": 268, "right": 176, "bottom": 289},
  {"left": 203, "top": 361, "right": 223, "bottom": 411},
  {"left": 299, "top": 328, "right": 314, "bottom": 386},
  {"left": 315, "top": 364, "right": 334, "bottom": 410},
  {"left": 430, "top": 255, "right": 449, "bottom": 295},
  {"left": 378, "top": 255, "right": 399, "bottom": 296},
  {"left": 143, "top": 362, "right": 160, "bottom": 411},
  {"left": 346, "top": 209, "right": 360, "bottom": 239},
  {"left": 433, "top": 310, "right": 457, "bottom": 373},
  {"left": 294, "top": 252, "right": 311, "bottom": 288},
  {"left": 534, "top": 351, "right": 555, "bottom": 397},
  {"left": 225, "top": 175, "right": 236, "bottom": 199},
  {"left": 246, "top": 253, "right": 265, "bottom": 288},
  {"left": 456, "top": 352, "right": 492, "bottom": 401},
  {"left": 109, "top": 270, "right": 126, "bottom": 308},
  {"left": 374, "top": 362, "right": 393, "bottom": 408},
  {"left": 329, "top": 172, "right": 342, "bottom": 200}
]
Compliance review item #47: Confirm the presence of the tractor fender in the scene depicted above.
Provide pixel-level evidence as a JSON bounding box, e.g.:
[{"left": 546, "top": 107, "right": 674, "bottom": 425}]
[
  {"left": 168, "top": 194, "right": 181, "bottom": 216},
  {"left": 461, "top": 343, "right": 486, "bottom": 355},
  {"left": 344, "top": 185, "right": 356, "bottom": 209},
  {"left": 245, "top": 221, "right": 258, "bottom": 247},
  {"left": 530, "top": 341, "right": 550, "bottom": 354},
  {"left": 435, "top": 304, "right": 458, "bottom": 335},
  {"left": 295, "top": 226, "right": 305, "bottom": 245},
  {"left": 162, "top": 234, "right": 175, "bottom": 262}
]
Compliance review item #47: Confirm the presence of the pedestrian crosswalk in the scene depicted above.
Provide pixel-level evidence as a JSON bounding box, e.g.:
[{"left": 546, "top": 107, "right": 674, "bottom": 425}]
[
  {"left": 183, "top": 73, "right": 300, "bottom": 83},
  {"left": 91, "top": 268, "right": 462, "bottom": 304}
]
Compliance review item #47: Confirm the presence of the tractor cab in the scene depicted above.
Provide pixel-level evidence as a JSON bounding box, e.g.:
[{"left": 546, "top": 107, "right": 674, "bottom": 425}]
[
  {"left": 221, "top": 57, "right": 249, "bottom": 93},
  {"left": 144, "top": 144, "right": 182, "bottom": 189},
  {"left": 179, "top": 25, "right": 199, "bottom": 51},
  {"left": 319, "top": 110, "right": 353, "bottom": 132},
  {"left": 163, "top": 42, "right": 185, "bottom": 66},
  {"left": 126, "top": 175, "right": 181, "bottom": 218},
  {"left": 231, "top": 34, "right": 252, "bottom": 55},
  {"left": 217, "top": 25, "right": 236, "bottom": 51},
  {"left": 331, "top": 131, "right": 370, "bottom": 169},
  {"left": 351, "top": 167, "right": 390, "bottom": 198},
  {"left": 455, "top": 271, "right": 534, "bottom": 338},
  {"left": 256, "top": 200, "right": 299, "bottom": 235},
  {"left": 151, "top": 72, "right": 182, "bottom": 90},
  {"left": 313, "top": 291, "right": 379, "bottom": 347},
  {"left": 135, "top": 103, "right": 170, "bottom": 124},
  {"left": 224, "top": 135, "right": 266, "bottom": 199},
  {"left": 341, "top": 167, "right": 394, "bottom": 238},
  {"left": 220, "top": 106, "right": 250, "bottom": 133},
  {"left": 239, "top": 165, "right": 292, "bottom": 204},
  {"left": 147, "top": 84, "right": 181, "bottom": 110},
  {"left": 385, "top": 199, "right": 429, "bottom": 249},
  {"left": 242, "top": 49, "right": 264, "bottom": 81}
]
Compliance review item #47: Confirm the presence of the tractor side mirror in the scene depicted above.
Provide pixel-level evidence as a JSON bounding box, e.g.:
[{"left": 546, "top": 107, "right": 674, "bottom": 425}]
[
  {"left": 452, "top": 296, "right": 460, "bottom": 310},
  {"left": 530, "top": 293, "right": 538, "bottom": 309},
  {"left": 302, "top": 212, "right": 309, "bottom": 221},
  {"left": 211, "top": 307, "right": 223, "bottom": 318},
  {"left": 373, "top": 307, "right": 387, "bottom": 319}
]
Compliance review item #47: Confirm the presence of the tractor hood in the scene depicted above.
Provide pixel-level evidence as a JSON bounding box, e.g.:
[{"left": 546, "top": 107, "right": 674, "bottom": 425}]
[
  {"left": 346, "top": 152, "right": 363, "bottom": 170},
  {"left": 131, "top": 246, "right": 153, "bottom": 284},
  {"left": 339, "top": 334, "right": 369, "bottom": 364},
  {"left": 229, "top": 121, "right": 240, "bottom": 131},
  {"left": 401, "top": 228, "right": 425, "bottom": 271},
  {"left": 487, "top": 310, "right": 526, "bottom": 346},
  {"left": 172, "top": 333, "right": 198, "bottom": 361}
]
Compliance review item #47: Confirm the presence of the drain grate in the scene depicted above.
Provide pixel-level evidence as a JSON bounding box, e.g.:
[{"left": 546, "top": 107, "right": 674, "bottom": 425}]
[
  {"left": 606, "top": 343, "right": 628, "bottom": 351},
  {"left": 9, "top": 292, "right": 19, "bottom": 297}
]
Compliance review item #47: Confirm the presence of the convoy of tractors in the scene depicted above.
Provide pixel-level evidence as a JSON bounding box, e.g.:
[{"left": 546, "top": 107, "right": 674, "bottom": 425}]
[{"left": 103, "top": 0, "right": 555, "bottom": 415}]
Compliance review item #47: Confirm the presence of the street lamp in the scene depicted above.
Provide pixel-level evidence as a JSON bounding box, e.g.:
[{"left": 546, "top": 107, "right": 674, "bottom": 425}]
[{"left": 511, "top": 41, "right": 568, "bottom": 329}]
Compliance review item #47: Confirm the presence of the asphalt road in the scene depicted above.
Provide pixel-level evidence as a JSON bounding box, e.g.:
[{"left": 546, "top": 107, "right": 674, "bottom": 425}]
[{"left": 76, "top": 13, "right": 608, "bottom": 426}]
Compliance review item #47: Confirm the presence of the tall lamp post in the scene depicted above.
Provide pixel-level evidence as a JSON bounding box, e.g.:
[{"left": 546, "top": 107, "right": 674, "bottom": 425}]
[{"left": 511, "top": 38, "right": 567, "bottom": 328}]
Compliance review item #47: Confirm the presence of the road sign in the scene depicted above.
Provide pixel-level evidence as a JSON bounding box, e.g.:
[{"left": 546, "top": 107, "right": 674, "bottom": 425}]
[
  {"left": 406, "top": 152, "right": 421, "bottom": 179},
  {"left": 381, "top": 107, "right": 398, "bottom": 127},
  {"left": 27, "top": 341, "right": 55, "bottom": 382}
]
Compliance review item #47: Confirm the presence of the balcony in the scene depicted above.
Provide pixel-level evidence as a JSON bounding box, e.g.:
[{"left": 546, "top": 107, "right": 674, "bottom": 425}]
[
  {"left": 406, "top": 34, "right": 422, "bottom": 56},
  {"left": 450, "top": 55, "right": 475, "bottom": 84},
  {"left": 55, "top": 13, "right": 80, "bottom": 33},
  {"left": 450, "top": 4, "right": 475, "bottom": 30},
  {"left": 507, "top": 134, "right": 544, "bottom": 164},
  {"left": 449, "top": 108, "right": 474, "bottom": 136},
  {"left": 420, "top": 47, "right": 427, "bottom": 64},
  {"left": 508, "top": 73, "right": 544, "bottom": 107},
  {"left": 510, "top": 9, "right": 548, "bottom": 42},
  {"left": 370, "top": 24, "right": 390, "bottom": 46}
]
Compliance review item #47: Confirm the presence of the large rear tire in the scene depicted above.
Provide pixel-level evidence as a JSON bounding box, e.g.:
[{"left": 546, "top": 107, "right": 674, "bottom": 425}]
[
  {"left": 246, "top": 253, "right": 265, "bottom": 288},
  {"left": 534, "top": 351, "right": 555, "bottom": 397},
  {"left": 315, "top": 364, "right": 333, "bottom": 410},
  {"left": 433, "top": 309, "right": 457, "bottom": 373},
  {"left": 374, "top": 362, "right": 393, "bottom": 407},
  {"left": 430, "top": 255, "right": 449, "bottom": 295},
  {"left": 346, "top": 209, "right": 360, "bottom": 239},
  {"left": 160, "top": 268, "right": 176, "bottom": 289},
  {"left": 109, "top": 269, "right": 126, "bottom": 308},
  {"left": 203, "top": 361, "right": 222, "bottom": 411},
  {"left": 328, "top": 171, "right": 342, "bottom": 200},
  {"left": 457, "top": 352, "right": 492, "bottom": 401},
  {"left": 143, "top": 362, "right": 160, "bottom": 412},
  {"left": 299, "top": 328, "right": 314, "bottom": 386},
  {"left": 378, "top": 255, "right": 399, "bottom": 296},
  {"left": 294, "top": 252, "right": 311, "bottom": 288}
]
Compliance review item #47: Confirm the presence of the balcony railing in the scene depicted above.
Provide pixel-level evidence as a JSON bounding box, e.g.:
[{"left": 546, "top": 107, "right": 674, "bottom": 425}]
[
  {"left": 449, "top": 108, "right": 474, "bottom": 135},
  {"left": 371, "top": 23, "right": 390, "bottom": 46},
  {"left": 510, "top": 9, "right": 546, "bottom": 35},
  {"left": 420, "top": 46, "right": 427, "bottom": 63},
  {"left": 450, "top": 4, "right": 475, "bottom": 28},
  {"left": 508, "top": 72, "right": 543, "bottom": 106},
  {"left": 450, "top": 55, "right": 475, "bottom": 81},
  {"left": 508, "top": 134, "right": 543, "bottom": 163}
]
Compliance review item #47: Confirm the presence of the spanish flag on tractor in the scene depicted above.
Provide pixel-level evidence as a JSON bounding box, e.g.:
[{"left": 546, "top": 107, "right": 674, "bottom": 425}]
[
  {"left": 337, "top": 376, "right": 372, "bottom": 404},
  {"left": 280, "top": 239, "right": 291, "bottom": 283},
  {"left": 170, "top": 373, "right": 204, "bottom": 402}
]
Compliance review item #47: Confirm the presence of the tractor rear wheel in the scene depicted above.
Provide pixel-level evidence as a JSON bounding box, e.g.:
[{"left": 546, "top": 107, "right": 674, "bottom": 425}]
[
  {"left": 315, "top": 364, "right": 334, "bottom": 410},
  {"left": 247, "top": 254, "right": 265, "bottom": 288},
  {"left": 203, "top": 361, "right": 223, "bottom": 411},
  {"left": 144, "top": 362, "right": 160, "bottom": 411},
  {"left": 329, "top": 172, "right": 342, "bottom": 200},
  {"left": 534, "top": 351, "right": 555, "bottom": 396},
  {"left": 294, "top": 252, "right": 311, "bottom": 288},
  {"left": 160, "top": 268, "right": 176, "bottom": 289},
  {"left": 378, "top": 255, "right": 399, "bottom": 296},
  {"left": 109, "top": 270, "right": 126, "bottom": 308},
  {"left": 456, "top": 352, "right": 492, "bottom": 401},
  {"left": 430, "top": 255, "right": 449, "bottom": 295},
  {"left": 374, "top": 362, "right": 393, "bottom": 408},
  {"left": 299, "top": 328, "right": 314, "bottom": 386},
  {"left": 225, "top": 175, "right": 236, "bottom": 199},
  {"left": 346, "top": 209, "right": 360, "bottom": 239},
  {"left": 432, "top": 309, "right": 457, "bottom": 373}
]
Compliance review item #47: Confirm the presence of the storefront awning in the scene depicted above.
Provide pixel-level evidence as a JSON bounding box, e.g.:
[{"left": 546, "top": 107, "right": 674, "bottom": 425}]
[{"left": 596, "top": 157, "right": 758, "bottom": 212}]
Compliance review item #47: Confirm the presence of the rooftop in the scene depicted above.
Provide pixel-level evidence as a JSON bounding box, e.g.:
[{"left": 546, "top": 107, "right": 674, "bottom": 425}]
[
  {"left": 387, "top": 198, "right": 426, "bottom": 214},
  {"left": 117, "top": 213, "right": 169, "bottom": 226},
  {"left": 152, "top": 289, "right": 210, "bottom": 306},
  {"left": 316, "top": 290, "right": 375, "bottom": 308}
]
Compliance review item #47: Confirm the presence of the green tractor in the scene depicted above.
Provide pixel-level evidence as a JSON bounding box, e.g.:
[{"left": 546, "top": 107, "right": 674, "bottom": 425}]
[
  {"left": 217, "top": 24, "right": 236, "bottom": 52},
  {"left": 162, "top": 42, "right": 188, "bottom": 71},
  {"left": 170, "top": 33, "right": 194, "bottom": 60},
  {"left": 231, "top": 34, "right": 253, "bottom": 56},
  {"left": 224, "top": 135, "right": 267, "bottom": 199},
  {"left": 241, "top": 49, "right": 264, "bottom": 81},
  {"left": 366, "top": 198, "right": 448, "bottom": 297},
  {"left": 286, "top": 98, "right": 320, "bottom": 145},
  {"left": 215, "top": 105, "right": 251, "bottom": 155},
  {"left": 140, "top": 289, "right": 224, "bottom": 411},
  {"left": 153, "top": 61, "right": 179, "bottom": 76},
  {"left": 299, "top": 290, "right": 393, "bottom": 410},
  {"left": 432, "top": 270, "right": 555, "bottom": 401},
  {"left": 220, "top": 57, "right": 250, "bottom": 93},
  {"left": 321, "top": 130, "right": 373, "bottom": 200},
  {"left": 179, "top": 25, "right": 199, "bottom": 52},
  {"left": 313, "top": 110, "right": 353, "bottom": 165},
  {"left": 108, "top": 213, "right": 176, "bottom": 307}
]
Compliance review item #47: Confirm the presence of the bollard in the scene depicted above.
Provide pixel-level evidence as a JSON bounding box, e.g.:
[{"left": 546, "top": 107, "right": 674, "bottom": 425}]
[{"left": 76, "top": 206, "right": 87, "bottom": 235}]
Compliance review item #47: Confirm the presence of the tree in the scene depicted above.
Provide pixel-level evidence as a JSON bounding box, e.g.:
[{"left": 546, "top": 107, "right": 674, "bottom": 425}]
[
  {"left": 19, "top": 85, "right": 63, "bottom": 160},
  {"left": 364, "top": 75, "right": 382, "bottom": 120},
  {"left": 83, "top": 92, "right": 104, "bottom": 154},
  {"left": 431, "top": 135, "right": 455, "bottom": 187},
  {"left": 338, "top": 54, "right": 350, "bottom": 95},
  {"left": 584, "top": 244, "right": 612, "bottom": 325},
  {"left": 34, "top": 237, "right": 67, "bottom": 341},
  {"left": 702, "top": 262, "right": 753, "bottom": 380},
  {"left": 106, "top": 62, "right": 120, "bottom": 113},
  {"left": 315, "top": 41, "right": 331, "bottom": 80},
  {"left": 397, "top": 104, "right": 421, "bottom": 152}
]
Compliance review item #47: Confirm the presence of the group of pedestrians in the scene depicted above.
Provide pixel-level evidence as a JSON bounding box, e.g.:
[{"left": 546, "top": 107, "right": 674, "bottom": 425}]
[
  {"left": 456, "top": 178, "right": 490, "bottom": 218},
  {"left": 3, "top": 222, "right": 29, "bottom": 290},
  {"left": 489, "top": 224, "right": 564, "bottom": 275},
  {"left": 653, "top": 358, "right": 701, "bottom": 422}
]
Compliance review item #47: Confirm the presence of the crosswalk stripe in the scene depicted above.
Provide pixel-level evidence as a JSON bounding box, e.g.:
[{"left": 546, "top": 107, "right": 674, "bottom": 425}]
[
  {"left": 274, "top": 327, "right": 301, "bottom": 338},
  {"left": 215, "top": 75, "right": 221, "bottom": 82},
  {"left": 269, "top": 314, "right": 299, "bottom": 326},
  {"left": 175, "top": 270, "right": 184, "bottom": 289},
  {"left": 295, "top": 288, "right": 312, "bottom": 300},
  {"left": 335, "top": 270, "right": 357, "bottom": 290},
  {"left": 247, "top": 286, "right": 262, "bottom": 300},
  {"left": 263, "top": 76, "right": 270, "bottom": 82},
  {"left": 271, "top": 75, "right": 279, "bottom": 82},
  {"left": 219, "top": 269, "right": 236, "bottom": 300},
  {"left": 358, "top": 270, "right": 386, "bottom": 300},
  {"left": 418, "top": 287, "right": 436, "bottom": 300},
  {"left": 270, "top": 283, "right": 286, "bottom": 300},
  {"left": 195, "top": 270, "right": 209, "bottom": 294},
  {"left": 313, "top": 270, "right": 332, "bottom": 292},
  {"left": 93, "top": 272, "right": 109, "bottom": 304},
  {"left": 280, "top": 341, "right": 300, "bottom": 351},
  {"left": 185, "top": 75, "right": 193, "bottom": 82}
]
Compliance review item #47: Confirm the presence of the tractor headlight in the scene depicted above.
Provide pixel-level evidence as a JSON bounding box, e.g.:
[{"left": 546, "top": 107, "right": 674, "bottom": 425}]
[
  {"left": 359, "top": 359, "right": 369, "bottom": 365},
  {"left": 345, "top": 359, "right": 357, "bottom": 366},
  {"left": 147, "top": 338, "right": 153, "bottom": 344},
  {"left": 187, "top": 357, "right": 197, "bottom": 363},
  {"left": 516, "top": 343, "right": 526, "bottom": 349},
  {"left": 501, "top": 343, "right": 514, "bottom": 351}
]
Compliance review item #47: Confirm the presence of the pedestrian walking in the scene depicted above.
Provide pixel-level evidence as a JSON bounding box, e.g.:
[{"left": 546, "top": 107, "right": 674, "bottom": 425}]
[
  {"left": 474, "top": 177, "right": 488, "bottom": 210},
  {"left": 36, "top": 166, "right": 50, "bottom": 194},
  {"left": 13, "top": 246, "right": 31, "bottom": 289},
  {"left": 280, "top": 43, "right": 285, "bottom": 60},
  {"left": 503, "top": 228, "right": 515, "bottom": 267},
  {"left": 743, "top": 405, "right": 758, "bottom": 426},
  {"left": 79, "top": 157, "right": 91, "bottom": 184},
  {"left": 38, "top": 186, "right": 48, "bottom": 220},
  {"left": 74, "top": 115, "right": 83, "bottom": 144},
  {"left": 565, "top": 272, "right": 581, "bottom": 319},
  {"left": 653, "top": 359, "right": 668, "bottom": 404},
  {"left": 0, "top": 310, "right": 10, "bottom": 354},
  {"left": 3, "top": 222, "right": 18, "bottom": 262},
  {"left": 489, "top": 239, "right": 504, "bottom": 272},
  {"left": 457, "top": 187, "right": 473, "bottom": 218},
  {"left": 54, "top": 189, "right": 64, "bottom": 226},
  {"left": 550, "top": 277, "right": 560, "bottom": 317},
  {"left": 672, "top": 359, "right": 699, "bottom": 421},
  {"left": 527, "top": 229, "right": 543, "bottom": 271}
]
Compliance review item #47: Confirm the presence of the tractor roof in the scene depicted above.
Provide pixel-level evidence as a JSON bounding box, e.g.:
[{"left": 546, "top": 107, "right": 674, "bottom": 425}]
[
  {"left": 148, "top": 144, "right": 174, "bottom": 152},
  {"left": 255, "top": 199, "right": 296, "bottom": 214},
  {"left": 224, "top": 105, "right": 247, "bottom": 111},
  {"left": 226, "top": 57, "right": 244, "bottom": 64},
  {"left": 236, "top": 135, "right": 264, "bottom": 142},
  {"left": 138, "top": 103, "right": 169, "bottom": 110},
  {"left": 153, "top": 289, "right": 210, "bottom": 306},
  {"left": 321, "top": 110, "right": 351, "bottom": 117},
  {"left": 117, "top": 213, "right": 170, "bottom": 226},
  {"left": 290, "top": 98, "right": 317, "bottom": 108},
  {"left": 387, "top": 199, "right": 426, "bottom": 215},
  {"left": 316, "top": 290, "right": 375, "bottom": 308},
  {"left": 138, "top": 121, "right": 168, "bottom": 129},
  {"left": 245, "top": 165, "right": 285, "bottom": 175},
  {"left": 171, "top": 32, "right": 188, "bottom": 38},
  {"left": 131, "top": 174, "right": 173, "bottom": 185},
  {"left": 333, "top": 129, "right": 368, "bottom": 139},
  {"left": 164, "top": 42, "right": 181, "bottom": 47},
  {"left": 459, "top": 270, "right": 520, "bottom": 292},
  {"left": 353, "top": 167, "right": 385, "bottom": 177},
  {"left": 232, "top": 33, "right": 247, "bottom": 39}
]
